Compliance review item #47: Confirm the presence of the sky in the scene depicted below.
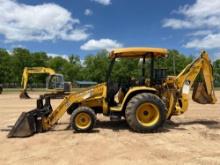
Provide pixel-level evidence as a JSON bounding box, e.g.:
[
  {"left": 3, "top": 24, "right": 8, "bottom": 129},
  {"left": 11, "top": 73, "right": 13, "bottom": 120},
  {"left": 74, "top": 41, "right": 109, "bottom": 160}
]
[{"left": 0, "top": 0, "right": 220, "bottom": 60}]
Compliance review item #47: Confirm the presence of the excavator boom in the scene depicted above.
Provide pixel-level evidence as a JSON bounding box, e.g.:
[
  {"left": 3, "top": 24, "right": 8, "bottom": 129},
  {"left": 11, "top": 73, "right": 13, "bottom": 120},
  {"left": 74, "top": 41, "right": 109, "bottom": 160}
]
[{"left": 20, "top": 67, "right": 56, "bottom": 99}]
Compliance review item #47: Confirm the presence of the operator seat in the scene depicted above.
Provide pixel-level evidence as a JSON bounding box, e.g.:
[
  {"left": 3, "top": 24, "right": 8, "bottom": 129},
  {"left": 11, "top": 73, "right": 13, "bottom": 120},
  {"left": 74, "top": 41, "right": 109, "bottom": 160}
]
[{"left": 114, "top": 88, "right": 125, "bottom": 104}]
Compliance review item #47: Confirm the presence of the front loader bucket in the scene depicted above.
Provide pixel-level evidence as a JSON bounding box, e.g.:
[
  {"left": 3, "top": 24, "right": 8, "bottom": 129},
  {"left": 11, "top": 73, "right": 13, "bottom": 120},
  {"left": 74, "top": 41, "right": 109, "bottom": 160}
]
[
  {"left": 19, "top": 91, "right": 31, "bottom": 99},
  {"left": 7, "top": 111, "right": 37, "bottom": 138},
  {"left": 7, "top": 98, "right": 52, "bottom": 138},
  {"left": 192, "top": 82, "right": 215, "bottom": 104}
]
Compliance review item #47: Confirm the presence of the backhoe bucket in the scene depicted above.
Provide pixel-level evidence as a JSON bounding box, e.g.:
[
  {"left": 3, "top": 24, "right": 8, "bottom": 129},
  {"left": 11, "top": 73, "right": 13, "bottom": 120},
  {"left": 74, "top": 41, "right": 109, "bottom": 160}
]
[
  {"left": 7, "top": 97, "right": 52, "bottom": 138},
  {"left": 19, "top": 91, "right": 31, "bottom": 99},
  {"left": 192, "top": 82, "right": 215, "bottom": 104}
]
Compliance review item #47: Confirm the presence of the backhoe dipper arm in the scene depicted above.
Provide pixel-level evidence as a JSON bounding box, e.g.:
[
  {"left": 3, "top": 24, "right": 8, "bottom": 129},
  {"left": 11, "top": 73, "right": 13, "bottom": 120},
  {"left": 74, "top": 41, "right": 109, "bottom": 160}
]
[{"left": 173, "top": 51, "right": 217, "bottom": 114}]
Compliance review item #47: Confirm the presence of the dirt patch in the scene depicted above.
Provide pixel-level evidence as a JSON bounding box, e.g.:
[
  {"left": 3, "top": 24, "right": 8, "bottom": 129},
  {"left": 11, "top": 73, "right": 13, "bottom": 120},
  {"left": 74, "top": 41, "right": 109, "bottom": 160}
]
[{"left": 0, "top": 91, "right": 220, "bottom": 165}]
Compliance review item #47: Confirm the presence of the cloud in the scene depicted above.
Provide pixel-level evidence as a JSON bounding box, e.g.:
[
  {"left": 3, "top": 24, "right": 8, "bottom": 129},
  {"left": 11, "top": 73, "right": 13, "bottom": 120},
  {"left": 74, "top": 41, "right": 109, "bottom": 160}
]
[
  {"left": 91, "top": 0, "right": 111, "bottom": 6},
  {"left": 213, "top": 52, "right": 220, "bottom": 60},
  {"left": 47, "top": 53, "right": 68, "bottom": 60},
  {"left": 80, "top": 38, "right": 123, "bottom": 51},
  {"left": 84, "top": 9, "right": 93, "bottom": 16},
  {"left": 187, "top": 30, "right": 212, "bottom": 36},
  {"left": 163, "top": 0, "right": 220, "bottom": 29},
  {"left": 163, "top": 19, "right": 192, "bottom": 29},
  {"left": 162, "top": 0, "right": 220, "bottom": 49},
  {"left": 0, "top": 0, "right": 89, "bottom": 42},
  {"left": 184, "top": 33, "right": 220, "bottom": 49},
  {"left": 47, "top": 53, "right": 86, "bottom": 64},
  {"left": 11, "top": 44, "right": 25, "bottom": 48}
]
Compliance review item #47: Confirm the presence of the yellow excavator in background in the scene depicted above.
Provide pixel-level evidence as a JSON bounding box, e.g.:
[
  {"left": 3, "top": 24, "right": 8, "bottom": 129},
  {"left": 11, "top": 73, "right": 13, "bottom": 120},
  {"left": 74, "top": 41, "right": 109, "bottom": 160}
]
[
  {"left": 8, "top": 48, "right": 217, "bottom": 138},
  {"left": 20, "top": 67, "right": 72, "bottom": 99}
]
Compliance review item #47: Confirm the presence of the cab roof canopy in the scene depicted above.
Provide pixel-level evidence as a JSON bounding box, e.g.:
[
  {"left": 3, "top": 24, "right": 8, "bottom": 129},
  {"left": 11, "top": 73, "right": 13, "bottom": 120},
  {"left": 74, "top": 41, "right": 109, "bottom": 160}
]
[{"left": 109, "top": 47, "right": 168, "bottom": 59}]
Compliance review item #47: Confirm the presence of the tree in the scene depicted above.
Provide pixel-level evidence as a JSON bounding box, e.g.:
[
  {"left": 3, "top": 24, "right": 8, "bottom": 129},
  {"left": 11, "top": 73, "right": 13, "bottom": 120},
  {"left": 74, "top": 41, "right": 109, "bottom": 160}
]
[
  {"left": 158, "top": 50, "right": 193, "bottom": 75},
  {"left": 213, "top": 59, "right": 220, "bottom": 87},
  {"left": 0, "top": 47, "right": 209, "bottom": 88},
  {"left": 69, "top": 54, "right": 80, "bottom": 65},
  {"left": 31, "top": 52, "right": 48, "bottom": 67},
  {"left": 83, "top": 50, "right": 109, "bottom": 82},
  {"left": 11, "top": 48, "right": 32, "bottom": 83},
  {"left": 0, "top": 49, "right": 14, "bottom": 83},
  {"left": 111, "top": 58, "right": 140, "bottom": 82},
  {"left": 48, "top": 56, "right": 68, "bottom": 73}
]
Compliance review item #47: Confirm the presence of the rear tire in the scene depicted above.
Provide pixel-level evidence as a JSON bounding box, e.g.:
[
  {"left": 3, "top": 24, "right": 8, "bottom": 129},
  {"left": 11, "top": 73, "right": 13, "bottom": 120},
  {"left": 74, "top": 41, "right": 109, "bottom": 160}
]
[
  {"left": 70, "top": 106, "right": 96, "bottom": 132},
  {"left": 125, "top": 93, "right": 166, "bottom": 132}
]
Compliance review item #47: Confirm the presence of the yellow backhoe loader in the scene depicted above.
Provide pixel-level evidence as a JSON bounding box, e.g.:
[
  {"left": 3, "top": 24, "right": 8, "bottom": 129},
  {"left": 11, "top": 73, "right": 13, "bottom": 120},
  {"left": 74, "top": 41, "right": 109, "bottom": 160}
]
[
  {"left": 8, "top": 48, "right": 217, "bottom": 138},
  {"left": 20, "top": 67, "right": 72, "bottom": 99}
]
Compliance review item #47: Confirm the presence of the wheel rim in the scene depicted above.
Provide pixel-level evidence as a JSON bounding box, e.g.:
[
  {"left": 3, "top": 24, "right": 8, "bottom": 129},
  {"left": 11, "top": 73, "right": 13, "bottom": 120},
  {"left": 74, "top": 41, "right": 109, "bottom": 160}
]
[
  {"left": 136, "top": 103, "right": 160, "bottom": 127},
  {"left": 75, "top": 112, "right": 91, "bottom": 129}
]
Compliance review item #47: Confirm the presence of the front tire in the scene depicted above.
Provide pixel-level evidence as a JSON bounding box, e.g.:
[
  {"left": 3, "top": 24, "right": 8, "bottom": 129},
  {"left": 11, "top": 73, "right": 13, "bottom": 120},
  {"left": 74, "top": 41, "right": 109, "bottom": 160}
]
[
  {"left": 70, "top": 106, "right": 96, "bottom": 132},
  {"left": 125, "top": 93, "right": 167, "bottom": 132}
]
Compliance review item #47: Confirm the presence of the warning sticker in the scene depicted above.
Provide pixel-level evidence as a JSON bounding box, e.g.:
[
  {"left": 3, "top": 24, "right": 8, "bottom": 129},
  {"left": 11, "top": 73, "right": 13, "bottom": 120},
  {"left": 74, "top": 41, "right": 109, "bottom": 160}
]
[{"left": 182, "top": 83, "right": 190, "bottom": 94}]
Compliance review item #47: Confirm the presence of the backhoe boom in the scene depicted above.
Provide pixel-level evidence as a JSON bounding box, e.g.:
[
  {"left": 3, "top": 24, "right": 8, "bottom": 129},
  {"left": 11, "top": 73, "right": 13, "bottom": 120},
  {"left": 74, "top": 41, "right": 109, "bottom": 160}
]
[{"left": 166, "top": 51, "right": 217, "bottom": 117}]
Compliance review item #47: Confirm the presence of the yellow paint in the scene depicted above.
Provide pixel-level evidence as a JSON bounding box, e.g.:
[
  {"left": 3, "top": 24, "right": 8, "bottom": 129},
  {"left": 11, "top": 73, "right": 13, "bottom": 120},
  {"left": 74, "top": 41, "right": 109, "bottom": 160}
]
[
  {"left": 21, "top": 67, "right": 56, "bottom": 90},
  {"left": 111, "top": 86, "right": 157, "bottom": 112},
  {"left": 136, "top": 103, "right": 160, "bottom": 127},
  {"left": 75, "top": 112, "right": 91, "bottom": 129},
  {"left": 109, "top": 47, "right": 168, "bottom": 59},
  {"left": 44, "top": 83, "right": 106, "bottom": 129},
  {"left": 167, "top": 51, "right": 217, "bottom": 117}
]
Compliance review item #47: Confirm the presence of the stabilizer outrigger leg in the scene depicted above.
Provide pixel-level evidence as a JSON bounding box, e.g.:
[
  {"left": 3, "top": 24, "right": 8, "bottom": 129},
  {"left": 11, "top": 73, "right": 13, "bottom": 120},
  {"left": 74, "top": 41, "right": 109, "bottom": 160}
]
[{"left": 8, "top": 97, "right": 52, "bottom": 138}]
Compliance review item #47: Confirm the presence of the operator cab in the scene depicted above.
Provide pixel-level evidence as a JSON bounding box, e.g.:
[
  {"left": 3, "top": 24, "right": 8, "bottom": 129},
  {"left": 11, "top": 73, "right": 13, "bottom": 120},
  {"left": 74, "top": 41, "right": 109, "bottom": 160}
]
[
  {"left": 107, "top": 47, "right": 168, "bottom": 106},
  {"left": 46, "top": 74, "right": 65, "bottom": 90}
]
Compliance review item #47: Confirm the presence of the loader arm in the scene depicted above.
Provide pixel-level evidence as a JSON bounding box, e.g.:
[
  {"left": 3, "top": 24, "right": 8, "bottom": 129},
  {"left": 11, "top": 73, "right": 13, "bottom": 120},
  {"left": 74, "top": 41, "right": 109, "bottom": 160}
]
[
  {"left": 170, "top": 51, "right": 217, "bottom": 115},
  {"left": 43, "top": 83, "right": 106, "bottom": 129},
  {"left": 7, "top": 83, "right": 106, "bottom": 137}
]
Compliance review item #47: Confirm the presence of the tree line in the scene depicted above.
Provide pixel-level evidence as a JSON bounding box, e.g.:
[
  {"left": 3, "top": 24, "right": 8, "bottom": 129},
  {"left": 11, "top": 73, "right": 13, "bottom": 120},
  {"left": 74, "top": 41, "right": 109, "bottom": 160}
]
[{"left": 0, "top": 48, "right": 219, "bottom": 87}]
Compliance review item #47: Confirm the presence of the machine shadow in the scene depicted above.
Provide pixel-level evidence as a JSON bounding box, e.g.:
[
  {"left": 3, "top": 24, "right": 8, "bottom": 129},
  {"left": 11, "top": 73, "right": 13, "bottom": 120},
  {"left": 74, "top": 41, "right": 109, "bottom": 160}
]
[
  {"left": 59, "top": 119, "right": 170, "bottom": 133},
  {"left": 164, "top": 119, "right": 220, "bottom": 130},
  {"left": 4, "top": 119, "right": 218, "bottom": 135},
  {"left": 50, "top": 120, "right": 129, "bottom": 133},
  {"left": 96, "top": 119, "right": 128, "bottom": 132}
]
